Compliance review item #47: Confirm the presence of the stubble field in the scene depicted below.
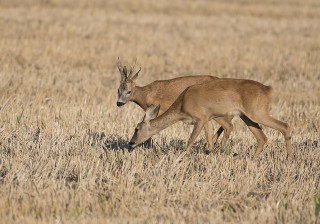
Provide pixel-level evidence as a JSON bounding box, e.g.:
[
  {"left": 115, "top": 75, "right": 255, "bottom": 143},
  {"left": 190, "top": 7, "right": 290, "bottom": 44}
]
[{"left": 0, "top": 0, "right": 319, "bottom": 223}]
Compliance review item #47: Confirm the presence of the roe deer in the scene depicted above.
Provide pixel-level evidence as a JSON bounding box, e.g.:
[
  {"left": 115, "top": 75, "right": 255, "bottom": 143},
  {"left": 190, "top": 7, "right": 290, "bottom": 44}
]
[
  {"left": 116, "top": 58, "right": 234, "bottom": 147},
  {"left": 129, "top": 79, "right": 293, "bottom": 160}
]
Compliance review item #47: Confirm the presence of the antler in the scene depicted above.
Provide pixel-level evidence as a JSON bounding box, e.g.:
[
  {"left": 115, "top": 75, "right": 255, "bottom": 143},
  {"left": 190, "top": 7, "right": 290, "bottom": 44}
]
[
  {"left": 118, "top": 57, "right": 141, "bottom": 81},
  {"left": 117, "top": 56, "right": 123, "bottom": 74},
  {"left": 117, "top": 57, "right": 127, "bottom": 81}
]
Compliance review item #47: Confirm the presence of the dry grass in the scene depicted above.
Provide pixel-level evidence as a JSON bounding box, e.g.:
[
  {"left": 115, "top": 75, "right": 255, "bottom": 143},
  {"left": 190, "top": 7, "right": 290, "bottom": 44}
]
[{"left": 0, "top": 0, "right": 319, "bottom": 223}]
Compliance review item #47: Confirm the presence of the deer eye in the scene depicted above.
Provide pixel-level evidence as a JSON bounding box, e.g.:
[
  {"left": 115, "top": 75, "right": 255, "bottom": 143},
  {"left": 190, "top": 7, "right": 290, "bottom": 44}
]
[{"left": 127, "top": 91, "right": 132, "bottom": 95}]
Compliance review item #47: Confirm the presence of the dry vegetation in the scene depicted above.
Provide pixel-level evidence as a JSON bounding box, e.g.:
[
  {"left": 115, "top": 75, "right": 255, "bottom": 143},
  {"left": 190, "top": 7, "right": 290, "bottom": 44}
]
[{"left": 0, "top": 0, "right": 319, "bottom": 223}]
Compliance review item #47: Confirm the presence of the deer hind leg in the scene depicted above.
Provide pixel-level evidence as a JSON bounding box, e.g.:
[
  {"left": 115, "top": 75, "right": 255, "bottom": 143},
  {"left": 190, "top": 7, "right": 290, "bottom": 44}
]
[
  {"left": 249, "top": 113, "right": 292, "bottom": 159},
  {"left": 213, "top": 117, "right": 233, "bottom": 151},
  {"left": 186, "top": 121, "right": 205, "bottom": 152},
  {"left": 240, "top": 114, "right": 267, "bottom": 160}
]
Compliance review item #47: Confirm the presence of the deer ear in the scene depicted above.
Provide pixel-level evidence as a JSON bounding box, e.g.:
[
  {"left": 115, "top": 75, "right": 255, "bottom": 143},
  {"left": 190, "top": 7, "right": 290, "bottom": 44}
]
[
  {"left": 144, "top": 105, "right": 160, "bottom": 122},
  {"left": 123, "top": 66, "right": 128, "bottom": 76},
  {"left": 131, "top": 67, "right": 141, "bottom": 81},
  {"left": 120, "top": 73, "right": 127, "bottom": 82}
]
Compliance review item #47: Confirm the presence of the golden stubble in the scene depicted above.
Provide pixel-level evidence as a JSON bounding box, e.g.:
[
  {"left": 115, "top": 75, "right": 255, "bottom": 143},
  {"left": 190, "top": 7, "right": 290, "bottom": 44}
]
[{"left": 0, "top": 0, "right": 319, "bottom": 223}]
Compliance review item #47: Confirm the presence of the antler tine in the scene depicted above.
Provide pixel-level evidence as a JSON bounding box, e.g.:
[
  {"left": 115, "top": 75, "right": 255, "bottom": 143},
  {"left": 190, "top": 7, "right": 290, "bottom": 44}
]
[
  {"left": 128, "top": 57, "right": 138, "bottom": 78},
  {"left": 117, "top": 56, "right": 123, "bottom": 73},
  {"left": 117, "top": 56, "right": 127, "bottom": 80}
]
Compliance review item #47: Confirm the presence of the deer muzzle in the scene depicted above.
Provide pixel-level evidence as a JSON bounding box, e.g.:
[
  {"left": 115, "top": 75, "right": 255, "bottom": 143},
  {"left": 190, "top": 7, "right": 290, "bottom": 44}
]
[
  {"left": 117, "top": 101, "right": 125, "bottom": 107},
  {"left": 128, "top": 141, "right": 136, "bottom": 151}
]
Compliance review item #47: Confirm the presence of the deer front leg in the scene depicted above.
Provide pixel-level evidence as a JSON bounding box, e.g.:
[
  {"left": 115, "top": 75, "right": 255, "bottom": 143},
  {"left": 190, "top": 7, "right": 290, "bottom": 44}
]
[
  {"left": 212, "top": 116, "right": 233, "bottom": 149},
  {"left": 212, "top": 124, "right": 223, "bottom": 147},
  {"left": 142, "top": 138, "right": 153, "bottom": 148},
  {"left": 186, "top": 121, "right": 205, "bottom": 152},
  {"left": 213, "top": 116, "right": 233, "bottom": 152},
  {"left": 204, "top": 122, "right": 214, "bottom": 153}
]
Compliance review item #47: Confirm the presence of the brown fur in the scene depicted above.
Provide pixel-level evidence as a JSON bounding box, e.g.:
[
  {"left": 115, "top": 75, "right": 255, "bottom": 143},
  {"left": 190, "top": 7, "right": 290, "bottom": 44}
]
[
  {"left": 117, "top": 61, "right": 234, "bottom": 146},
  {"left": 131, "top": 76, "right": 218, "bottom": 115},
  {"left": 130, "top": 79, "right": 292, "bottom": 160}
]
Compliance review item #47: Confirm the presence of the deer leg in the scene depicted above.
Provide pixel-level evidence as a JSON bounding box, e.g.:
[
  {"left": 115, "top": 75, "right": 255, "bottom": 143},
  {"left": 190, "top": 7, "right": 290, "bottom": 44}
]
[
  {"left": 212, "top": 123, "right": 223, "bottom": 146},
  {"left": 213, "top": 117, "right": 233, "bottom": 151},
  {"left": 240, "top": 114, "right": 267, "bottom": 160},
  {"left": 249, "top": 113, "right": 292, "bottom": 160},
  {"left": 186, "top": 121, "right": 205, "bottom": 152},
  {"left": 212, "top": 116, "right": 234, "bottom": 146},
  {"left": 142, "top": 138, "right": 153, "bottom": 149},
  {"left": 204, "top": 122, "right": 214, "bottom": 153}
]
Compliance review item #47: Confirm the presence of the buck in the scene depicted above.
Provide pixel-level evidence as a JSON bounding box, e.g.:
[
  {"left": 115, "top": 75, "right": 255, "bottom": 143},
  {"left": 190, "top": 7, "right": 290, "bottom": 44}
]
[
  {"left": 116, "top": 58, "right": 234, "bottom": 147},
  {"left": 128, "top": 79, "right": 293, "bottom": 160}
]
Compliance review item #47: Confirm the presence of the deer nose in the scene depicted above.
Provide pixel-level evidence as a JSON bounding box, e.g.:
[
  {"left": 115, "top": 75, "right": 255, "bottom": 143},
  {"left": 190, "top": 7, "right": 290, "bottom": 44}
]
[
  {"left": 128, "top": 142, "right": 134, "bottom": 151},
  {"left": 117, "top": 102, "right": 125, "bottom": 107}
]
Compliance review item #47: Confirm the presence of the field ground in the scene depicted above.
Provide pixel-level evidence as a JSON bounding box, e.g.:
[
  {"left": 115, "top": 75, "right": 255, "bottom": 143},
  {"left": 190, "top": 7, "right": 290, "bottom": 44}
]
[{"left": 0, "top": 0, "right": 319, "bottom": 223}]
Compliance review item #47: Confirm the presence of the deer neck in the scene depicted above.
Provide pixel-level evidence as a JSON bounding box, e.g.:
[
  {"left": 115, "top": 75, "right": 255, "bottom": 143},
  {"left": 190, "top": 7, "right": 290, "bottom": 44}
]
[
  {"left": 131, "top": 86, "right": 149, "bottom": 111},
  {"left": 149, "top": 108, "right": 181, "bottom": 134}
]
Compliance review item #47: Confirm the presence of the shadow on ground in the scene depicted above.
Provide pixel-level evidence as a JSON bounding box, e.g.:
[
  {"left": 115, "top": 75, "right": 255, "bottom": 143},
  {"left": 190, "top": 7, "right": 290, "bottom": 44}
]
[
  {"left": 102, "top": 134, "right": 129, "bottom": 151},
  {"left": 86, "top": 130, "right": 305, "bottom": 157},
  {"left": 87, "top": 130, "right": 128, "bottom": 151}
]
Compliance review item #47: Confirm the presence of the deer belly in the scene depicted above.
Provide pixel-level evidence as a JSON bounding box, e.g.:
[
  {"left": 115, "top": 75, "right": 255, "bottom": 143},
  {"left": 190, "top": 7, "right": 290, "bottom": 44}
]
[
  {"left": 182, "top": 118, "right": 196, "bottom": 125},
  {"left": 227, "top": 110, "right": 241, "bottom": 116},
  {"left": 207, "top": 105, "right": 241, "bottom": 118}
]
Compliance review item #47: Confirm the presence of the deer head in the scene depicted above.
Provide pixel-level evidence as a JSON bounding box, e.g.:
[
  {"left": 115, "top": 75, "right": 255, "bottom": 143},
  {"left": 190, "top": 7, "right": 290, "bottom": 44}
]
[
  {"left": 117, "top": 57, "right": 141, "bottom": 107},
  {"left": 128, "top": 105, "right": 160, "bottom": 150}
]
